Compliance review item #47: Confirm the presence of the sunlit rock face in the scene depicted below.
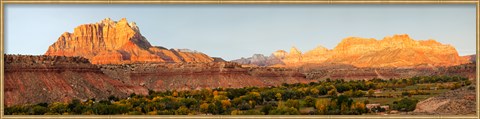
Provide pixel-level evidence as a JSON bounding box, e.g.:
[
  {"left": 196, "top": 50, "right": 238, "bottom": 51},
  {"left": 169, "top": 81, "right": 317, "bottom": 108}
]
[
  {"left": 45, "top": 18, "right": 213, "bottom": 64},
  {"left": 233, "top": 34, "right": 468, "bottom": 68},
  {"left": 326, "top": 34, "right": 467, "bottom": 67}
]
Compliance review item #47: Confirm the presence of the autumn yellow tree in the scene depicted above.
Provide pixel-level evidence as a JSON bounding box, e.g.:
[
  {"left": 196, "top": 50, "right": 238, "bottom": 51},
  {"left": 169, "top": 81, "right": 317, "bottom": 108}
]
[
  {"left": 310, "top": 88, "right": 319, "bottom": 96},
  {"left": 172, "top": 91, "right": 178, "bottom": 97},
  {"left": 221, "top": 100, "right": 231, "bottom": 109},
  {"left": 275, "top": 93, "right": 282, "bottom": 101},
  {"left": 327, "top": 88, "right": 338, "bottom": 97},
  {"left": 351, "top": 101, "right": 366, "bottom": 114},
  {"left": 200, "top": 103, "right": 209, "bottom": 114},
  {"left": 175, "top": 106, "right": 190, "bottom": 115},
  {"left": 315, "top": 99, "right": 329, "bottom": 115},
  {"left": 213, "top": 90, "right": 219, "bottom": 96}
]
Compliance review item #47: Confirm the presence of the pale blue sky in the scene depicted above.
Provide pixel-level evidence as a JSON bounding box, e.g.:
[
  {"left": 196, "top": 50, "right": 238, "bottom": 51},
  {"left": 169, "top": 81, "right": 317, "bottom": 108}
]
[{"left": 4, "top": 4, "right": 476, "bottom": 60}]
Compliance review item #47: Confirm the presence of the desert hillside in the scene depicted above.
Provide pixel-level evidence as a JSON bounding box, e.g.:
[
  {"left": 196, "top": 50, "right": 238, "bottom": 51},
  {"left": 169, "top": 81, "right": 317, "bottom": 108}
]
[{"left": 413, "top": 84, "right": 476, "bottom": 115}]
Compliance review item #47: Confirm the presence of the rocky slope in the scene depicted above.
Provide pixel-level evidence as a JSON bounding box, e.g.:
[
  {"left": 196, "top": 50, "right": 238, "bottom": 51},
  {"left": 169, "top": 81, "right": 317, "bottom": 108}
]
[
  {"left": 231, "top": 54, "right": 285, "bottom": 66},
  {"left": 302, "top": 63, "right": 476, "bottom": 81},
  {"left": 99, "top": 62, "right": 312, "bottom": 92},
  {"left": 4, "top": 55, "right": 314, "bottom": 106},
  {"left": 45, "top": 18, "right": 213, "bottom": 64},
  {"left": 462, "top": 54, "right": 476, "bottom": 63},
  {"left": 3, "top": 54, "right": 148, "bottom": 106},
  {"left": 413, "top": 84, "right": 476, "bottom": 115},
  {"left": 233, "top": 34, "right": 468, "bottom": 68}
]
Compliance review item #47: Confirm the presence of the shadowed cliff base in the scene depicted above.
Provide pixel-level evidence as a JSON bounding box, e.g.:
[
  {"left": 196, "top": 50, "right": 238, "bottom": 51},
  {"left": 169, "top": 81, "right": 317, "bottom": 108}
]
[{"left": 4, "top": 54, "right": 314, "bottom": 106}]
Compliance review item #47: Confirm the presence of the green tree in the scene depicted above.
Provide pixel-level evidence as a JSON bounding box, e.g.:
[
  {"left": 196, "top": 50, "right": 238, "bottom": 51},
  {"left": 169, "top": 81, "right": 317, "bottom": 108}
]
[
  {"left": 48, "top": 102, "right": 68, "bottom": 114},
  {"left": 304, "top": 96, "right": 316, "bottom": 107},
  {"left": 108, "top": 95, "right": 120, "bottom": 101},
  {"left": 175, "top": 106, "right": 190, "bottom": 115},
  {"left": 30, "top": 105, "right": 47, "bottom": 115},
  {"left": 315, "top": 99, "right": 329, "bottom": 115},
  {"left": 260, "top": 103, "right": 275, "bottom": 115},
  {"left": 343, "top": 90, "right": 354, "bottom": 97},
  {"left": 275, "top": 93, "right": 282, "bottom": 101},
  {"left": 327, "top": 88, "right": 338, "bottom": 97},
  {"left": 367, "top": 89, "right": 375, "bottom": 97},
  {"left": 67, "top": 99, "right": 85, "bottom": 114},
  {"left": 199, "top": 103, "right": 209, "bottom": 114},
  {"left": 317, "top": 86, "right": 328, "bottom": 95},
  {"left": 239, "top": 110, "right": 264, "bottom": 115},
  {"left": 285, "top": 99, "right": 300, "bottom": 109},
  {"left": 268, "top": 107, "right": 300, "bottom": 115},
  {"left": 392, "top": 98, "right": 419, "bottom": 112}
]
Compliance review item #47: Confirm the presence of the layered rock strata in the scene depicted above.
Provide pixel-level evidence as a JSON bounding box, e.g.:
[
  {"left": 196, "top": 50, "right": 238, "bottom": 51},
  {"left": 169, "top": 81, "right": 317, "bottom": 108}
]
[
  {"left": 4, "top": 55, "right": 148, "bottom": 106},
  {"left": 4, "top": 55, "right": 314, "bottom": 106},
  {"left": 45, "top": 18, "right": 213, "bottom": 64}
]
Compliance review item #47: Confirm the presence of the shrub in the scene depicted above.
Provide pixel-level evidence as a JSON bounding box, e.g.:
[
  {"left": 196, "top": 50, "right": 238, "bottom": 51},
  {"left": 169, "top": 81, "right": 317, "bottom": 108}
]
[{"left": 392, "top": 98, "right": 418, "bottom": 112}]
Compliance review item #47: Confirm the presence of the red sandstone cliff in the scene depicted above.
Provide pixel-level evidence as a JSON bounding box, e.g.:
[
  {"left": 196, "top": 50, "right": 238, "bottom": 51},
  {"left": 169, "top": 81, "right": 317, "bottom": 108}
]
[
  {"left": 3, "top": 55, "right": 148, "bottom": 106},
  {"left": 4, "top": 55, "right": 314, "bottom": 106},
  {"left": 45, "top": 18, "right": 213, "bottom": 64}
]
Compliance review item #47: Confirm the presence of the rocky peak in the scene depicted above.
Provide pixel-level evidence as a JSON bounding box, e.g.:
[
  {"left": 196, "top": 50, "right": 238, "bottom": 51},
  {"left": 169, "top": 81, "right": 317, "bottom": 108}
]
[
  {"left": 129, "top": 22, "right": 139, "bottom": 32},
  {"left": 173, "top": 48, "right": 200, "bottom": 53},
  {"left": 99, "top": 18, "right": 115, "bottom": 26},
  {"left": 305, "top": 45, "right": 329, "bottom": 55},
  {"left": 252, "top": 54, "right": 266, "bottom": 59},
  {"left": 380, "top": 34, "right": 417, "bottom": 47},
  {"left": 390, "top": 34, "right": 411, "bottom": 39},
  {"left": 45, "top": 18, "right": 214, "bottom": 64},
  {"left": 289, "top": 46, "right": 302, "bottom": 56},
  {"left": 334, "top": 37, "right": 376, "bottom": 50},
  {"left": 272, "top": 50, "right": 288, "bottom": 59},
  {"left": 419, "top": 39, "right": 443, "bottom": 46}
]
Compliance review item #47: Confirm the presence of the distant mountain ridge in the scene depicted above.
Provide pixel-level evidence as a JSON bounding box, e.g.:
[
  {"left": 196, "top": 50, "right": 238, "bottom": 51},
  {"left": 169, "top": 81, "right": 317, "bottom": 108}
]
[
  {"left": 45, "top": 18, "right": 214, "bottom": 64},
  {"left": 232, "top": 34, "right": 469, "bottom": 68},
  {"left": 462, "top": 54, "right": 476, "bottom": 63}
]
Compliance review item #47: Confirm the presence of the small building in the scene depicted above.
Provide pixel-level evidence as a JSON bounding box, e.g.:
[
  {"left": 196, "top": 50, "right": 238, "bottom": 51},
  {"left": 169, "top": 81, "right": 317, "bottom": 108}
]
[
  {"left": 366, "top": 103, "right": 380, "bottom": 109},
  {"left": 374, "top": 89, "right": 382, "bottom": 94}
]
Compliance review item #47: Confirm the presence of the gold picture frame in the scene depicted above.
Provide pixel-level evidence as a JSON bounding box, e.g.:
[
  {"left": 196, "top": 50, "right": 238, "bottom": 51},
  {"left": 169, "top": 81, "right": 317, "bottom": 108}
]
[{"left": 0, "top": 0, "right": 478, "bottom": 119}]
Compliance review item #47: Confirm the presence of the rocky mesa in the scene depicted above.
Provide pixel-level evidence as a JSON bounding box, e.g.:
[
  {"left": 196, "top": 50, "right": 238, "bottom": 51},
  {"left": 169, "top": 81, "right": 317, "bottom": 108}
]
[
  {"left": 233, "top": 34, "right": 468, "bottom": 68},
  {"left": 45, "top": 18, "right": 213, "bottom": 64}
]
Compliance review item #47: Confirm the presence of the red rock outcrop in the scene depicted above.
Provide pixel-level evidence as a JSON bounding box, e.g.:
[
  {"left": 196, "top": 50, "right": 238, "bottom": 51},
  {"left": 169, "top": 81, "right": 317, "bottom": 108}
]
[
  {"left": 99, "top": 62, "right": 313, "bottom": 92},
  {"left": 45, "top": 18, "right": 213, "bottom": 64},
  {"left": 233, "top": 34, "right": 469, "bottom": 68},
  {"left": 3, "top": 54, "right": 148, "bottom": 106},
  {"left": 462, "top": 54, "right": 476, "bottom": 63}
]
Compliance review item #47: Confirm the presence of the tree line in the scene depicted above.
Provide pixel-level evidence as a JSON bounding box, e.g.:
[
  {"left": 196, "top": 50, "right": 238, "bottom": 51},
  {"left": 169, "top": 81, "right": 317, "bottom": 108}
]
[{"left": 5, "top": 75, "right": 470, "bottom": 115}]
